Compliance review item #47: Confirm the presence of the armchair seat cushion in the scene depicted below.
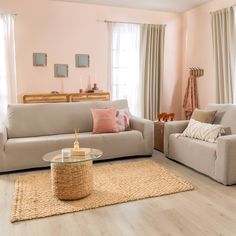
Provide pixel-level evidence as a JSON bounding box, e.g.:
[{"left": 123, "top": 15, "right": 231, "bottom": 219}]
[{"left": 169, "top": 134, "right": 217, "bottom": 178}]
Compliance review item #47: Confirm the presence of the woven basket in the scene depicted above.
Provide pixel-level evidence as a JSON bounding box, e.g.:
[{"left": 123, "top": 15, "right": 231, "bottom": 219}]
[{"left": 51, "top": 160, "right": 93, "bottom": 200}]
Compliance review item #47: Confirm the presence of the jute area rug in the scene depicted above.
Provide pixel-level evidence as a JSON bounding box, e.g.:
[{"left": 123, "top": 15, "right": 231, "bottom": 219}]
[{"left": 11, "top": 160, "right": 193, "bottom": 223}]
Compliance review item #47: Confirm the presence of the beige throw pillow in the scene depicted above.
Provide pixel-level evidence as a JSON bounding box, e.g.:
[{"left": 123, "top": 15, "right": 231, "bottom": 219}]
[
  {"left": 191, "top": 109, "right": 217, "bottom": 123},
  {"left": 181, "top": 119, "right": 224, "bottom": 143}
]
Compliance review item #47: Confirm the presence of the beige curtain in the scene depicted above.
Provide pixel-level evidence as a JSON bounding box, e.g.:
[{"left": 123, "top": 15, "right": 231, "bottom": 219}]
[
  {"left": 211, "top": 7, "right": 235, "bottom": 103},
  {"left": 141, "top": 24, "right": 165, "bottom": 120}
]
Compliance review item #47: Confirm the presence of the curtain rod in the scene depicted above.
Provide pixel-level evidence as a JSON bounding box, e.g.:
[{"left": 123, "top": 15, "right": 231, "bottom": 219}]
[
  {"left": 0, "top": 13, "right": 18, "bottom": 16},
  {"left": 210, "top": 5, "right": 235, "bottom": 14},
  {"left": 98, "top": 19, "right": 166, "bottom": 26}
]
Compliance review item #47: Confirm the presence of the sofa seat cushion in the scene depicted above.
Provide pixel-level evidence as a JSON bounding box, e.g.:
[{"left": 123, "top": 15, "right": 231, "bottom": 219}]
[
  {"left": 168, "top": 134, "right": 217, "bottom": 178},
  {"left": 78, "top": 130, "right": 144, "bottom": 158},
  {"left": 4, "top": 130, "right": 144, "bottom": 171}
]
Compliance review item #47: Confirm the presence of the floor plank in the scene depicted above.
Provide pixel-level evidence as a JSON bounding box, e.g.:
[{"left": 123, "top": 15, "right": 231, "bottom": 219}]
[{"left": 1, "top": 150, "right": 236, "bottom": 236}]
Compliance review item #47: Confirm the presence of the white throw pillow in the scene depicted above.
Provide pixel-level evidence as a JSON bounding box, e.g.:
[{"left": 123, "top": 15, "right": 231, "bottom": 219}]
[
  {"left": 181, "top": 119, "right": 224, "bottom": 143},
  {"left": 116, "top": 109, "right": 131, "bottom": 132}
]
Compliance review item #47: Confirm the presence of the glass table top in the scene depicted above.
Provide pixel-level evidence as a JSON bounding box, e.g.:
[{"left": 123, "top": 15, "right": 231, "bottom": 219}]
[{"left": 42, "top": 148, "right": 103, "bottom": 164}]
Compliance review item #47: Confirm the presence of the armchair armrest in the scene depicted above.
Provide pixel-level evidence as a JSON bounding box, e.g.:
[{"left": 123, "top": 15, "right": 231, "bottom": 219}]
[
  {"left": 0, "top": 124, "right": 7, "bottom": 151},
  {"left": 216, "top": 135, "right": 236, "bottom": 185},
  {"left": 130, "top": 116, "right": 154, "bottom": 155},
  {"left": 164, "top": 120, "right": 189, "bottom": 156}
]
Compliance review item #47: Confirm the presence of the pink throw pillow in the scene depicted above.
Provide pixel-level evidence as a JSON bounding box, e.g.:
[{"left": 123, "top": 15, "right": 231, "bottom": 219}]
[{"left": 91, "top": 108, "right": 118, "bottom": 134}]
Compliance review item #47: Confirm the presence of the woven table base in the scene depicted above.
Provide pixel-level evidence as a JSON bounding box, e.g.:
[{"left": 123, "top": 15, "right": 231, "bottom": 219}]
[
  {"left": 51, "top": 161, "right": 93, "bottom": 200},
  {"left": 11, "top": 160, "right": 194, "bottom": 222}
]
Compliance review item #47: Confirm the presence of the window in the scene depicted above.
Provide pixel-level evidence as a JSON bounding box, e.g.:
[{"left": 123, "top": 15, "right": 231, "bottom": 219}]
[{"left": 111, "top": 23, "right": 142, "bottom": 117}]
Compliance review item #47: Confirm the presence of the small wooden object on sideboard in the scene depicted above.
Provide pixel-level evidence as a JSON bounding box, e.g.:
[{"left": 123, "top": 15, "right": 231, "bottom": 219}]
[
  {"left": 154, "top": 113, "right": 176, "bottom": 153},
  {"left": 23, "top": 92, "right": 110, "bottom": 104}
]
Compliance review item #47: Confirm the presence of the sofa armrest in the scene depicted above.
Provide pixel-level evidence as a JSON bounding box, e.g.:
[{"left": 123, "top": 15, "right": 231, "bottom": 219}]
[
  {"left": 130, "top": 116, "right": 154, "bottom": 155},
  {"left": 164, "top": 120, "right": 189, "bottom": 156},
  {"left": 0, "top": 124, "right": 7, "bottom": 151},
  {"left": 216, "top": 135, "right": 236, "bottom": 185}
]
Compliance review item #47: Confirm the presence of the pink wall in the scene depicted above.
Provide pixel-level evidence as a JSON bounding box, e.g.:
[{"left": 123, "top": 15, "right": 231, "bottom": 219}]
[
  {"left": 0, "top": 0, "right": 183, "bottom": 118},
  {"left": 1, "top": 0, "right": 236, "bottom": 119},
  {"left": 182, "top": 0, "right": 236, "bottom": 115}
]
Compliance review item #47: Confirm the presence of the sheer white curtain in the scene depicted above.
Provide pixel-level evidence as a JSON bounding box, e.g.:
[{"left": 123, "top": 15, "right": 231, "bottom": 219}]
[
  {"left": 211, "top": 7, "right": 235, "bottom": 104},
  {"left": 0, "top": 14, "right": 17, "bottom": 122},
  {"left": 110, "top": 23, "right": 142, "bottom": 117}
]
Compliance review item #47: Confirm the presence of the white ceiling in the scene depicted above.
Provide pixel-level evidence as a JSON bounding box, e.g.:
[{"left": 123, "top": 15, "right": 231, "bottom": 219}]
[{"left": 53, "top": 0, "right": 212, "bottom": 12}]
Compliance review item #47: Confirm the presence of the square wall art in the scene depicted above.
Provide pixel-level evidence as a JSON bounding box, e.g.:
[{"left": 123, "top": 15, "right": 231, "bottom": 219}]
[
  {"left": 54, "top": 64, "right": 68, "bottom": 78},
  {"left": 33, "top": 53, "right": 47, "bottom": 66},
  {"left": 75, "top": 54, "right": 89, "bottom": 68}
]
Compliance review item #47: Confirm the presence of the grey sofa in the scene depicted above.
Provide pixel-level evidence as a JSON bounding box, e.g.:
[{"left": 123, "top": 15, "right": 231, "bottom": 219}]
[
  {"left": 0, "top": 99, "right": 153, "bottom": 172},
  {"left": 164, "top": 104, "right": 236, "bottom": 185}
]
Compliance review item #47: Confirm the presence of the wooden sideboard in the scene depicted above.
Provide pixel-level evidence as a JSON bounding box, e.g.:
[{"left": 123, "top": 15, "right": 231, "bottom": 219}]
[{"left": 23, "top": 92, "right": 110, "bottom": 104}]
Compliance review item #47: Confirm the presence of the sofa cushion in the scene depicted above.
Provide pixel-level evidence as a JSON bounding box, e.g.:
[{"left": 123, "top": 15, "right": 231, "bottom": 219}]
[
  {"left": 91, "top": 108, "right": 118, "bottom": 134},
  {"left": 181, "top": 119, "right": 224, "bottom": 143},
  {"left": 4, "top": 130, "right": 144, "bottom": 171},
  {"left": 116, "top": 109, "right": 130, "bottom": 131},
  {"left": 78, "top": 131, "right": 144, "bottom": 158},
  {"left": 191, "top": 109, "right": 217, "bottom": 123},
  {"left": 6, "top": 100, "right": 128, "bottom": 138},
  {"left": 168, "top": 134, "right": 217, "bottom": 178},
  {"left": 206, "top": 104, "right": 236, "bottom": 134}
]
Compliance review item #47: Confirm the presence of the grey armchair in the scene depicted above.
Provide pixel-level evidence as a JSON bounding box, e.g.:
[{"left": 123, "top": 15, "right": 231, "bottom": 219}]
[{"left": 164, "top": 104, "right": 236, "bottom": 185}]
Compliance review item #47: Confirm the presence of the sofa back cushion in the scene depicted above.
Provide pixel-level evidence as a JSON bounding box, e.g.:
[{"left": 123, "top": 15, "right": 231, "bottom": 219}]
[
  {"left": 7, "top": 100, "right": 128, "bottom": 138},
  {"left": 206, "top": 104, "right": 236, "bottom": 134}
]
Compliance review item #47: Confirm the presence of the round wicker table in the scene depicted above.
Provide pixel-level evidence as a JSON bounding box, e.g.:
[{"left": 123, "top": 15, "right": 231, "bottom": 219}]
[{"left": 43, "top": 148, "right": 103, "bottom": 200}]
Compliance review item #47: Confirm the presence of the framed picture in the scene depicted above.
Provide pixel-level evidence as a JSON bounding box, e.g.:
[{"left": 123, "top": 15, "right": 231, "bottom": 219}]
[
  {"left": 54, "top": 64, "right": 68, "bottom": 78},
  {"left": 75, "top": 54, "right": 89, "bottom": 68},
  {"left": 33, "top": 53, "right": 47, "bottom": 66}
]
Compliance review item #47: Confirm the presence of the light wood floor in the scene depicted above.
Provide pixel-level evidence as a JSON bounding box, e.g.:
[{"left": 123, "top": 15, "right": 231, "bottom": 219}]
[{"left": 1, "top": 150, "right": 236, "bottom": 236}]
